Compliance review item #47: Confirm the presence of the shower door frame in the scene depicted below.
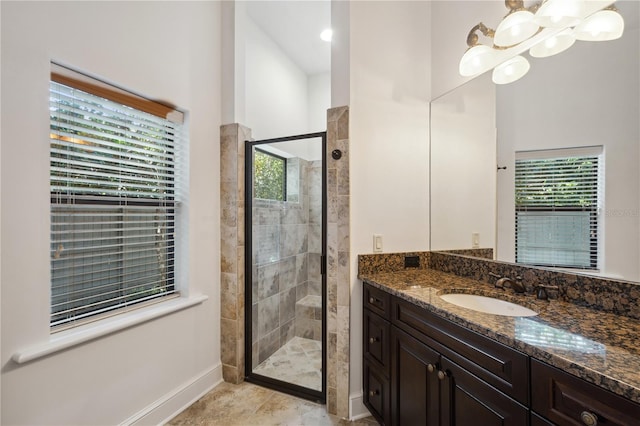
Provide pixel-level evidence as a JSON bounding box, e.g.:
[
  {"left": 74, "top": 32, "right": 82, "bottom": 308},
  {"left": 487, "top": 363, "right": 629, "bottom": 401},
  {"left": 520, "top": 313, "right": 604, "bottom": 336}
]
[{"left": 244, "top": 131, "right": 327, "bottom": 403}]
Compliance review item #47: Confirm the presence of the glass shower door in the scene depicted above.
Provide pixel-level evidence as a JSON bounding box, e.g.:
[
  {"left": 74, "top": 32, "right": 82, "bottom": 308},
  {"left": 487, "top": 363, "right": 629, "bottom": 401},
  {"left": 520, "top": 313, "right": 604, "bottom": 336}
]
[{"left": 244, "top": 132, "right": 326, "bottom": 402}]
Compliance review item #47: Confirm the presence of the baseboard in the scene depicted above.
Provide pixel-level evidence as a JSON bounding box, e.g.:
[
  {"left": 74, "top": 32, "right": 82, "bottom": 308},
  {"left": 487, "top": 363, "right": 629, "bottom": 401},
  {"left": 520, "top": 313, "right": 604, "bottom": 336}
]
[
  {"left": 349, "top": 391, "right": 371, "bottom": 420},
  {"left": 122, "top": 363, "right": 223, "bottom": 426}
]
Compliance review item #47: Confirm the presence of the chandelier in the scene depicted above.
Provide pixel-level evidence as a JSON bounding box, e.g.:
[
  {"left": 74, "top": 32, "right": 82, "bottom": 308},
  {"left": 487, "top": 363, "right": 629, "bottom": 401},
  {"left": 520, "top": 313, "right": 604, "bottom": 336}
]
[{"left": 459, "top": 0, "right": 625, "bottom": 84}]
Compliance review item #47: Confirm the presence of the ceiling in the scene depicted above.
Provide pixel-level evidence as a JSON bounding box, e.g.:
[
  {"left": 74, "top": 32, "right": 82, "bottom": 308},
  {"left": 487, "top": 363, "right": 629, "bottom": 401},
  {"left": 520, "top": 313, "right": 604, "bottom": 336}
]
[
  {"left": 245, "top": 0, "right": 331, "bottom": 75},
  {"left": 244, "top": 0, "right": 638, "bottom": 76}
]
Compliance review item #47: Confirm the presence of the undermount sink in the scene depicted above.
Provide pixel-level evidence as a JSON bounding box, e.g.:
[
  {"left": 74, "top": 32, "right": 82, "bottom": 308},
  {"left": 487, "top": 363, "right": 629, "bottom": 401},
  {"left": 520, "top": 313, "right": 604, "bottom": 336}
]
[{"left": 439, "top": 293, "right": 538, "bottom": 317}]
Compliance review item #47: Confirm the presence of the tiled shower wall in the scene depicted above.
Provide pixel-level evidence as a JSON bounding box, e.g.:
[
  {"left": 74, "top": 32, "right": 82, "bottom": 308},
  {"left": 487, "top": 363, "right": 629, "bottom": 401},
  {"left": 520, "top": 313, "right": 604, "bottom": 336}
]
[{"left": 251, "top": 158, "right": 323, "bottom": 368}]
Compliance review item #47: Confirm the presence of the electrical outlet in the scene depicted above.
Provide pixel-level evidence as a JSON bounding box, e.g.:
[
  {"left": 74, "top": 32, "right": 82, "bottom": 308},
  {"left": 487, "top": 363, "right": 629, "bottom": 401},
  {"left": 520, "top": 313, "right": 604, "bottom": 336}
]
[{"left": 404, "top": 255, "right": 420, "bottom": 268}]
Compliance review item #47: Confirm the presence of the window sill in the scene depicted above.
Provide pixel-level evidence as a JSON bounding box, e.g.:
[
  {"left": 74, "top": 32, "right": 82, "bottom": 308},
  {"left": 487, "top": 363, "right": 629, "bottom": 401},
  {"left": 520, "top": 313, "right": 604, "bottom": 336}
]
[{"left": 12, "top": 294, "right": 208, "bottom": 364}]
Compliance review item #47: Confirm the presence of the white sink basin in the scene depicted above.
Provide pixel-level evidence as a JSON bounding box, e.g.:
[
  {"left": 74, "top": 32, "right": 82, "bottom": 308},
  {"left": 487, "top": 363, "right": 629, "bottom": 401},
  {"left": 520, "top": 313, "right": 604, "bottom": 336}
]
[{"left": 440, "top": 293, "right": 538, "bottom": 317}]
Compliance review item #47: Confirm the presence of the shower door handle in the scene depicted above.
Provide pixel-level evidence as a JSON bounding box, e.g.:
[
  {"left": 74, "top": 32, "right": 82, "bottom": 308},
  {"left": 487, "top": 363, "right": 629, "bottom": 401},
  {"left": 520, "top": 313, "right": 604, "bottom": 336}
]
[{"left": 321, "top": 254, "right": 326, "bottom": 275}]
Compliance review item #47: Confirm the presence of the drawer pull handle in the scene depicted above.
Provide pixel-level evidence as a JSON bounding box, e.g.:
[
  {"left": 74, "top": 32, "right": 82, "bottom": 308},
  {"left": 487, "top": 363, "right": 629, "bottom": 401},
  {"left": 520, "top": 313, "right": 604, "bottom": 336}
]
[
  {"left": 369, "top": 389, "right": 379, "bottom": 396},
  {"left": 369, "top": 297, "right": 378, "bottom": 304},
  {"left": 369, "top": 337, "right": 379, "bottom": 344},
  {"left": 427, "top": 364, "right": 435, "bottom": 373},
  {"left": 580, "top": 411, "right": 598, "bottom": 426},
  {"left": 437, "top": 370, "right": 449, "bottom": 380}
]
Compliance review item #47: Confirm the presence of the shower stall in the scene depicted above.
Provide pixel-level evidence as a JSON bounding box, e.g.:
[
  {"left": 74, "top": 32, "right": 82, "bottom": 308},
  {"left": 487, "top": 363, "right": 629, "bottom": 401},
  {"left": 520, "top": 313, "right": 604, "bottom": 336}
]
[{"left": 244, "top": 132, "right": 326, "bottom": 402}]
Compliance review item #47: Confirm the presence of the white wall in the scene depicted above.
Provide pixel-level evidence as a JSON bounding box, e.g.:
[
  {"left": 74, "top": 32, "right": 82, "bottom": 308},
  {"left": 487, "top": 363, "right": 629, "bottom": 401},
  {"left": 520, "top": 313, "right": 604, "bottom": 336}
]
[
  {"left": 245, "top": 15, "right": 309, "bottom": 140},
  {"left": 348, "top": 0, "right": 431, "bottom": 408},
  {"left": 309, "top": 72, "right": 332, "bottom": 133},
  {"left": 1, "top": 2, "right": 221, "bottom": 424},
  {"left": 430, "top": 73, "right": 496, "bottom": 251},
  {"left": 244, "top": 15, "right": 331, "bottom": 142},
  {"left": 496, "top": 24, "right": 640, "bottom": 281}
]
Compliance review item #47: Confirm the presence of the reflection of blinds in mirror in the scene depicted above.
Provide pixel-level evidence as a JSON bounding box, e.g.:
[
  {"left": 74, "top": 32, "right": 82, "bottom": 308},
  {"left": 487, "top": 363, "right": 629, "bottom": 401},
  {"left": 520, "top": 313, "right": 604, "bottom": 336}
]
[{"left": 515, "top": 147, "right": 602, "bottom": 270}]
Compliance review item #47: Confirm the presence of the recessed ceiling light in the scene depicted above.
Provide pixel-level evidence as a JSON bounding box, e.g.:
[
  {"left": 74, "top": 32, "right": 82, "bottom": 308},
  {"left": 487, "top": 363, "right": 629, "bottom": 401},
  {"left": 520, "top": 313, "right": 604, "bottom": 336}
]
[{"left": 320, "top": 28, "right": 333, "bottom": 42}]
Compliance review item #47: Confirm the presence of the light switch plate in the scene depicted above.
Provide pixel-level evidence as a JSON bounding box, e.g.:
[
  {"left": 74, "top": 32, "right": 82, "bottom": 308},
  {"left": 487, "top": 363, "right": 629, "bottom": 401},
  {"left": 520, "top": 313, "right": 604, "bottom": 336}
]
[
  {"left": 472, "top": 232, "right": 480, "bottom": 249},
  {"left": 373, "top": 234, "right": 383, "bottom": 253}
]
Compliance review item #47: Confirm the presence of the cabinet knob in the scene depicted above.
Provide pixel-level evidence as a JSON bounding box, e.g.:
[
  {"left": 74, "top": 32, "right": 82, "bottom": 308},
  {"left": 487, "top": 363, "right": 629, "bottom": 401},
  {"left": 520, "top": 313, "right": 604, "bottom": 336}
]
[
  {"left": 369, "top": 297, "right": 376, "bottom": 304},
  {"left": 369, "top": 337, "right": 379, "bottom": 344},
  {"left": 427, "top": 364, "right": 435, "bottom": 373},
  {"left": 369, "top": 389, "right": 379, "bottom": 397},
  {"left": 437, "top": 370, "right": 449, "bottom": 380},
  {"left": 580, "top": 411, "right": 598, "bottom": 426}
]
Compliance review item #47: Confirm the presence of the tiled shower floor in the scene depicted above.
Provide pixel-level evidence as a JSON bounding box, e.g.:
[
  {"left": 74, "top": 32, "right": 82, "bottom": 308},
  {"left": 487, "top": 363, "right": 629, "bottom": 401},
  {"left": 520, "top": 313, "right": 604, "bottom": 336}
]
[{"left": 253, "top": 336, "right": 322, "bottom": 391}]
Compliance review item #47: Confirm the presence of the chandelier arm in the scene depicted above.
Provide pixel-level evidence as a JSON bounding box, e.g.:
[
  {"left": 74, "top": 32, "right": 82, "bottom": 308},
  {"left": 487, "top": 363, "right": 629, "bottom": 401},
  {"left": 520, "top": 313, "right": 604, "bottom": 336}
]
[{"left": 466, "top": 22, "right": 496, "bottom": 48}]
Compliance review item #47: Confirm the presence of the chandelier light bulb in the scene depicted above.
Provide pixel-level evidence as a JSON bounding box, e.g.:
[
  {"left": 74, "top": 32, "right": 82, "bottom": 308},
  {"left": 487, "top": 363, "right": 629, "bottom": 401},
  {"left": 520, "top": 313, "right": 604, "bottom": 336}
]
[
  {"left": 574, "top": 9, "right": 624, "bottom": 41},
  {"left": 530, "top": 29, "right": 576, "bottom": 58},
  {"left": 494, "top": 10, "right": 539, "bottom": 47},
  {"left": 534, "top": 0, "right": 584, "bottom": 28},
  {"left": 459, "top": 44, "right": 495, "bottom": 77},
  {"left": 492, "top": 55, "right": 530, "bottom": 84}
]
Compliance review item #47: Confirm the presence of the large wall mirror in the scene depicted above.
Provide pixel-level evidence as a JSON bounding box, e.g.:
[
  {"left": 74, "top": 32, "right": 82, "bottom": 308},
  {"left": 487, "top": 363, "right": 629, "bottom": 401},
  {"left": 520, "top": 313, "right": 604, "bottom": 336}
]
[{"left": 430, "top": 1, "right": 640, "bottom": 282}]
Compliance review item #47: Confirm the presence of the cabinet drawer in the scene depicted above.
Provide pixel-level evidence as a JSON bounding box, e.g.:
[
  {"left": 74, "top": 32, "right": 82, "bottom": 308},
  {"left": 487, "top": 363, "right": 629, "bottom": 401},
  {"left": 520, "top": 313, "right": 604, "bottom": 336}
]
[
  {"left": 364, "top": 282, "right": 391, "bottom": 320},
  {"left": 531, "top": 359, "right": 640, "bottom": 426},
  {"left": 364, "top": 361, "right": 391, "bottom": 426},
  {"left": 393, "top": 297, "right": 529, "bottom": 405},
  {"left": 364, "top": 309, "right": 390, "bottom": 371}
]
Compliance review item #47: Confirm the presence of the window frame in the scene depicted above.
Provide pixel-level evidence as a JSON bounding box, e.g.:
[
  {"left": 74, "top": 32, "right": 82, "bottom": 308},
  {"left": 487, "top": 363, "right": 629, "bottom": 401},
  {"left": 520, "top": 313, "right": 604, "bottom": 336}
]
[
  {"left": 49, "top": 64, "right": 183, "bottom": 330},
  {"left": 254, "top": 148, "right": 287, "bottom": 202}
]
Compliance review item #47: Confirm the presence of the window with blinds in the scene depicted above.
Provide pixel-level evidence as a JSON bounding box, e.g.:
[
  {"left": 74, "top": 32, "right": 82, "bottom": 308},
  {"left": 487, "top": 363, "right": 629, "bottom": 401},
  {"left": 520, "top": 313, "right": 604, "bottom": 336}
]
[
  {"left": 49, "top": 64, "right": 183, "bottom": 329},
  {"left": 515, "top": 147, "right": 602, "bottom": 270}
]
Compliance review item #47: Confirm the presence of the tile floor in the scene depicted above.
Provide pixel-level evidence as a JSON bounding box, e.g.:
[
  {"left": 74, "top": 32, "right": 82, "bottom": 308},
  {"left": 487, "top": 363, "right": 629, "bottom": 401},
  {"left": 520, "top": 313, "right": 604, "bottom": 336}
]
[
  {"left": 166, "top": 381, "right": 378, "bottom": 426},
  {"left": 253, "top": 337, "right": 322, "bottom": 391}
]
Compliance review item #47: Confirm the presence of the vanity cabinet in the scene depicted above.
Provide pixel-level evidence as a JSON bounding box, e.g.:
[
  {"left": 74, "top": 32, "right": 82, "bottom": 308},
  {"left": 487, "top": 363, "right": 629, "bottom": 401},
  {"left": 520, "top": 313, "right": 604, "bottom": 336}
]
[
  {"left": 531, "top": 359, "right": 640, "bottom": 426},
  {"left": 363, "top": 282, "right": 640, "bottom": 426},
  {"left": 363, "top": 282, "right": 528, "bottom": 426}
]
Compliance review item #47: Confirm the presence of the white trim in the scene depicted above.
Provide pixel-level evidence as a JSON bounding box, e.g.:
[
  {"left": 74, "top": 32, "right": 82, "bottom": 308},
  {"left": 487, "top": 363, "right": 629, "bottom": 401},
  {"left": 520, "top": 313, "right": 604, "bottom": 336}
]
[
  {"left": 349, "top": 391, "right": 371, "bottom": 421},
  {"left": 12, "top": 295, "right": 208, "bottom": 364},
  {"left": 515, "top": 145, "right": 603, "bottom": 160},
  {"left": 123, "top": 364, "right": 223, "bottom": 426}
]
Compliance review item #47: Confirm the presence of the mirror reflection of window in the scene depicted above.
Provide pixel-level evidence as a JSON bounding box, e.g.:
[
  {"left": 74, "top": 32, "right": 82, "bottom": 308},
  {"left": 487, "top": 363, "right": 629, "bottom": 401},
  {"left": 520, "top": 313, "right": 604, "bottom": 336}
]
[{"left": 515, "top": 146, "right": 603, "bottom": 270}]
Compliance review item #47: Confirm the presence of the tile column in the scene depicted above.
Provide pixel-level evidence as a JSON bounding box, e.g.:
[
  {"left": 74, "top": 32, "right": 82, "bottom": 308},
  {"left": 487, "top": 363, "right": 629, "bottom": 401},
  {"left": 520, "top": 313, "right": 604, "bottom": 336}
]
[
  {"left": 326, "top": 106, "right": 350, "bottom": 418},
  {"left": 220, "top": 123, "right": 251, "bottom": 383}
]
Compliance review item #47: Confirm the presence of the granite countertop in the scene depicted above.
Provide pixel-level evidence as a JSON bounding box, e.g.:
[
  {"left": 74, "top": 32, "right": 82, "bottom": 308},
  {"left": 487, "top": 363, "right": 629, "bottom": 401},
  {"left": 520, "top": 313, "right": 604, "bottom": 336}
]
[{"left": 360, "top": 268, "right": 640, "bottom": 404}]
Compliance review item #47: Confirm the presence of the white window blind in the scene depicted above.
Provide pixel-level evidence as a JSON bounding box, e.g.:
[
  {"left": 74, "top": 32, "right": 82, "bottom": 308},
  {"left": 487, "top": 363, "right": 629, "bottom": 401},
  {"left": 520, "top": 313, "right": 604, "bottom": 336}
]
[
  {"left": 515, "top": 147, "right": 602, "bottom": 269},
  {"left": 50, "top": 67, "right": 183, "bottom": 328}
]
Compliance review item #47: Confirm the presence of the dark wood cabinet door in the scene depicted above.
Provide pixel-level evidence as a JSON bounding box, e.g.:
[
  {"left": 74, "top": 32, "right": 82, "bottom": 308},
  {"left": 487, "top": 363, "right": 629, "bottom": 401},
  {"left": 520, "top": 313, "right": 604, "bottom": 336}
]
[
  {"left": 391, "top": 327, "right": 441, "bottom": 426},
  {"left": 440, "top": 357, "right": 529, "bottom": 426}
]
